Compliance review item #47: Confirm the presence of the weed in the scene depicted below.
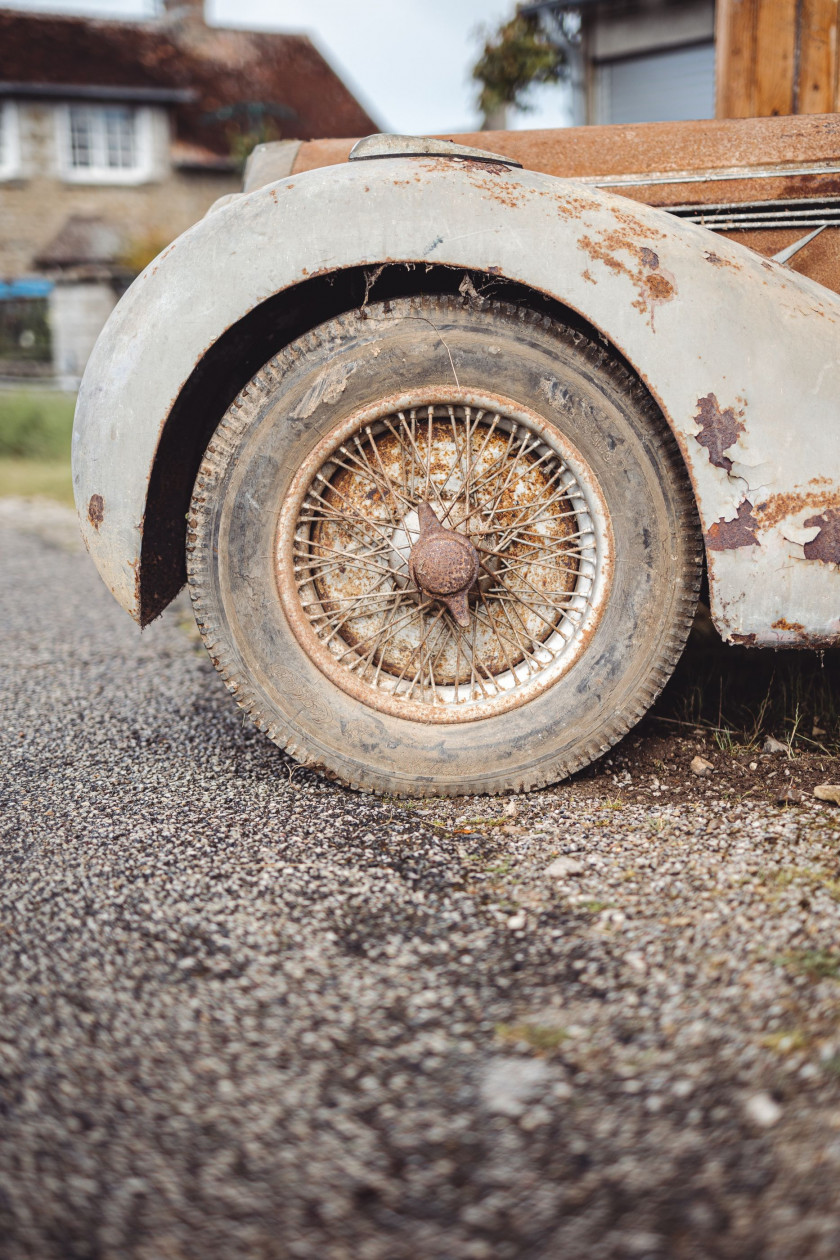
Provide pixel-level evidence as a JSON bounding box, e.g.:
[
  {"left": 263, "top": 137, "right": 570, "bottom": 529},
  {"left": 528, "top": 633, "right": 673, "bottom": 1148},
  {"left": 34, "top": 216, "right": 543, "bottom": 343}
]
[
  {"left": 579, "top": 899, "right": 612, "bottom": 913},
  {"left": 454, "top": 817, "right": 508, "bottom": 830},
  {"left": 713, "top": 727, "right": 740, "bottom": 754},
  {"left": 769, "top": 867, "right": 840, "bottom": 900},
  {"left": 495, "top": 1022, "right": 568, "bottom": 1053},
  {"left": 761, "top": 1029, "right": 810, "bottom": 1054},
  {"left": 484, "top": 858, "right": 513, "bottom": 877},
  {"left": 777, "top": 949, "right": 840, "bottom": 979}
]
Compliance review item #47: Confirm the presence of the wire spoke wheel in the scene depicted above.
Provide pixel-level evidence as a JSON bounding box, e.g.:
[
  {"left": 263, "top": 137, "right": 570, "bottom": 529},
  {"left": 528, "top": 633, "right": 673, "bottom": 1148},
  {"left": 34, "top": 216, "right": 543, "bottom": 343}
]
[
  {"left": 188, "top": 296, "right": 701, "bottom": 795},
  {"left": 276, "top": 392, "right": 611, "bottom": 722}
]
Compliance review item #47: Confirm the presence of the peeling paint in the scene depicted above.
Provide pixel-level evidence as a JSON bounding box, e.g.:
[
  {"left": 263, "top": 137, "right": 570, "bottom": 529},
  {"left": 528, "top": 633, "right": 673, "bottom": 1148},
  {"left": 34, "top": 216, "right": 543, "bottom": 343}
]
[
  {"left": 803, "top": 508, "right": 840, "bottom": 565},
  {"left": 693, "top": 394, "right": 745, "bottom": 472},
  {"left": 705, "top": 500, "right": 759, "bottom": 550}
]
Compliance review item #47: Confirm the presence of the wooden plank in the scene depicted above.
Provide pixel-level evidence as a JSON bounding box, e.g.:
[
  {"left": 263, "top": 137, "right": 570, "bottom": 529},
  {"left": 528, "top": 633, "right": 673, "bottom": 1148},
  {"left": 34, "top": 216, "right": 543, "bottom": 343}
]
[
  {"left": 716, "top": 0, "right": 760, "bottom": 117},
  {"left": 797, "top": 0, "right": 839, "bottom": 112},
  {"left": 754, "top": 0, "right": 799, "bottom": 116}
]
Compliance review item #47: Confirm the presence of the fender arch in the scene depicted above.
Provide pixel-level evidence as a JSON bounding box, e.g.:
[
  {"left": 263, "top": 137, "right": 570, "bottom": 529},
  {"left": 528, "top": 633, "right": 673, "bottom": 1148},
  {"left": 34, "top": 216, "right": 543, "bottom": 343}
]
[{"left": 73, "top": 156, "right": 840, "bottom": 643}]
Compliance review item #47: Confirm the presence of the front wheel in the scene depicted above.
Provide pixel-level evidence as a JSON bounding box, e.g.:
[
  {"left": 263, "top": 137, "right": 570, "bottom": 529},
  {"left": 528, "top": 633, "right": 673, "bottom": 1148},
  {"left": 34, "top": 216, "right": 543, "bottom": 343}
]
[{"left": 187, "top": 296, "right": 701, "bottom": 795}]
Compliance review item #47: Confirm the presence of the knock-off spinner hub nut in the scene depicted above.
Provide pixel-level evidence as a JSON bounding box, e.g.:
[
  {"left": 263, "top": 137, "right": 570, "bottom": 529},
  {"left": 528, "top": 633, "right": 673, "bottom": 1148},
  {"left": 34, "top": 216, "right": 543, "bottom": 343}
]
[{"left": 408, "top": 502, "right": 480, "bottom": 628}]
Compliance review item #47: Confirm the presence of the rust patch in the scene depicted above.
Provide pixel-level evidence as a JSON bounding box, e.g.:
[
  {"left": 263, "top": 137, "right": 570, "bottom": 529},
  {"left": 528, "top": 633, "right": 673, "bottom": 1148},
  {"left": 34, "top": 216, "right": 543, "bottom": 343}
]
[
  {"left": 731, "top": 631, "right": 757, "bottom": 645},
  {"left": 581, "top": 268, "right": 595, "bottom": 284},
  {"left": 704, "top": 500, "right": 759, "bottom": 551},
  {"left": 754, "top": 486, "right": 840, "bottom": 529},
  {"left": 803, "top": 508, "right": 840, "bottom": 565},
  {"left": 645, "top": 271, "right": 675, "bottom": 302},
  {"left": 693, "top": 394, "right": 745, "bottom": 472},
  {"left": 87, "top": 493, "right": 105, "bottom": 530},
  {"left": 577, "top": 229, "right": 676, "bottom": 330},
  {"left": 772, "top": 617, "right": 807, "bottom": 637}
]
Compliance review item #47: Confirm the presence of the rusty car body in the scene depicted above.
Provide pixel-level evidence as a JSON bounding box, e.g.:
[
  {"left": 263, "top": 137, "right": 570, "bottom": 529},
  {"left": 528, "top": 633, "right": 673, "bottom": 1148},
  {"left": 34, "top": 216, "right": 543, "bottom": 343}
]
[{"left": 72, "top": 115, "right": 840, "bottom": 793}]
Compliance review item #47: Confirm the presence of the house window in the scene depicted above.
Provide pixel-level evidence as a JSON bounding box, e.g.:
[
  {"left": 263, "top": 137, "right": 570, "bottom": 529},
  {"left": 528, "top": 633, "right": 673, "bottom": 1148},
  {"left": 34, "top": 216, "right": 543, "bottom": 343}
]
[
  {"left": 61, "top": 105, "right": 152, "bottom": 183},
  {"left": 0, "top": 101, "right": 21, "bottom": 179}
]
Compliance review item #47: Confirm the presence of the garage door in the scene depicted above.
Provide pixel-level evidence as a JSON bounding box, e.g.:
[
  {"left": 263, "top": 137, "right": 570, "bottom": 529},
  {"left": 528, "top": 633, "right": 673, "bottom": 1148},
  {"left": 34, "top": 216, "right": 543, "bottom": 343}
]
[{"left": 595, "top": 42, "right": 716, "bottom": 124}]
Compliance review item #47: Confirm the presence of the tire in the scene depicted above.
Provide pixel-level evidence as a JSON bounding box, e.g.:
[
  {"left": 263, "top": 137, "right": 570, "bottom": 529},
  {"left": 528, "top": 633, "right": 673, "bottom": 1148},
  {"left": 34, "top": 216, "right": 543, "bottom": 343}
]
[{"left": 187, "top": 295, "right": 701, "bottom": 796}]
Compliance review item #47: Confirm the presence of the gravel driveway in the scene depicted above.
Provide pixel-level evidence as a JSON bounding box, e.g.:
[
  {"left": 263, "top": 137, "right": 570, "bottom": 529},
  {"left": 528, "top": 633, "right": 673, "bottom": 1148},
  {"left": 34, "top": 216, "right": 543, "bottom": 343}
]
[{"left": 2, "top": 499, "right": 840, "bottom": 1259}]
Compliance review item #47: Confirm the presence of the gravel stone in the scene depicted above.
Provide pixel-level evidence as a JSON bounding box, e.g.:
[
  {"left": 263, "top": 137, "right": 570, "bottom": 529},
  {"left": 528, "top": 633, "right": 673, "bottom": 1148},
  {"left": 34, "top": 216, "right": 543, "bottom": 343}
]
[
  {"left": 745, "top": 1093, "right": 784, "bottom": 1128},
  {"left": 3, "top": 501, "right": 840, "bottom": 1259},
  {"left": 545, "top": 856, "right": 584, "bottom": 877}
]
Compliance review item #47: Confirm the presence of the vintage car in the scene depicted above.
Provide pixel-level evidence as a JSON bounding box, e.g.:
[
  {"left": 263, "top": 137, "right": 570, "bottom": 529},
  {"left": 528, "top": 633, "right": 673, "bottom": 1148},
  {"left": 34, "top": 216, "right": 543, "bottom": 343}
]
[{"left": 73, "top": 115, "right": 840, "bottom": 795}]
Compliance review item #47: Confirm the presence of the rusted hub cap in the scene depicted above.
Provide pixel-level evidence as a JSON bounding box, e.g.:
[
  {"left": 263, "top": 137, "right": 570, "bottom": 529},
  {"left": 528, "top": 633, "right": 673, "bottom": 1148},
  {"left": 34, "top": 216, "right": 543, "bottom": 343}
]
[{"left": 408, "top": 502, "right": 479, "bottom": 627}]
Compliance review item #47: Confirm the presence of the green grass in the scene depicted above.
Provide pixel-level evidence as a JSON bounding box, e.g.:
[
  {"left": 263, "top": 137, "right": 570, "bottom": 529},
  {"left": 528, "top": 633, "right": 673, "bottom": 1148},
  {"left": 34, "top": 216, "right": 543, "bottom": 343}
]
[
  {"left": 0, "top": 391, "right": 75, "bottom": 460},
  {"left": 0, "top": 391, "right": 75, "bottom": 504}
]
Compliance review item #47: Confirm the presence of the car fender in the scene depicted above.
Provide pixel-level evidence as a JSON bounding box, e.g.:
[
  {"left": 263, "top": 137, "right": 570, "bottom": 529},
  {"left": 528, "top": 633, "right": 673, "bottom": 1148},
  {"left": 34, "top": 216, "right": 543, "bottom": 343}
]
[{"left": 73, "top": 155, "right": 840, "bottom": 643}]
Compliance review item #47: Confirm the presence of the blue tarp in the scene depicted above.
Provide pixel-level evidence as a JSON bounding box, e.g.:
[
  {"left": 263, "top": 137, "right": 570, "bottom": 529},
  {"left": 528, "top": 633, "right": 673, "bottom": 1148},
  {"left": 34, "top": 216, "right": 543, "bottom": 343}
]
[{"left": 0, "top": 278, "right": 53, "bottom": 299}]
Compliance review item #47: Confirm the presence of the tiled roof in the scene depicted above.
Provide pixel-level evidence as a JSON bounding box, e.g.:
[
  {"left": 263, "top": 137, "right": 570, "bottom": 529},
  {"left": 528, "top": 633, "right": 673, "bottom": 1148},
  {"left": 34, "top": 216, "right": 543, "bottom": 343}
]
[{"left": 0, "top": 9, "right": 377, "bottom": 152}]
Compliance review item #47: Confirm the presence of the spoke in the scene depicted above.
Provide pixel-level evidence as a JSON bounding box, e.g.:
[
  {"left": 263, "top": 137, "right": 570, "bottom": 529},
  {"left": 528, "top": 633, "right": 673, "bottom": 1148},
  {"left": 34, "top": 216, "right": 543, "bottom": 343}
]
[
  {"left": 337, "top": 599, "right": 433, "bottom": 663},
  {"left": 494, "top": 593, "right": 551, "bottom": 671},
  {"left": 491, "top": 583, "right": 570, "bottom": 638},
  {"left": 394, "top": 605, "right": 449, "bottom": 697},
  {"left": 310, "top": 579, "right": 404, "bottom": 646},
  {"left": 295, "top": 550, "right": 397, "bottom": 584},
  {"left": 351, "top": 592, "right": 412, "bottom": 681},
  {"left": 371, "top": 595, "right": 413, "bottom": 686},
  {"left": 363, "top": 427, "right": 414, "bottom": 514},
  {"left": 476, "top": 587, "right": 519, "bottom": 675},
  {"left": 483, "top": 478, "right": 578, "bottom": 538},
  {"left": 311, "top": 476, "right": 397, "bottom": 550}
]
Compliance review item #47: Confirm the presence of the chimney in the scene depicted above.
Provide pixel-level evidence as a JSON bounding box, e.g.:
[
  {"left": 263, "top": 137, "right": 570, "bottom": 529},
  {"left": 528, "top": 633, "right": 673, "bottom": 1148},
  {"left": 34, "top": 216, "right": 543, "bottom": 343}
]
[{"left": 158, "top": 0, "right": 205, "bottom": 24}]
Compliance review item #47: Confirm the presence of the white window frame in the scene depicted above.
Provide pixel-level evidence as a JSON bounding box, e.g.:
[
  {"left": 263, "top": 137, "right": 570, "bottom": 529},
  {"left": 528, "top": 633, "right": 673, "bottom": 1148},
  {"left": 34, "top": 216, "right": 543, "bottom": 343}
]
[
  {"left": 0, "top": 100, "right": 22, "bottom": 181},
  {"left": 57, "top": 103, "right": 154, "bottom": 185}
]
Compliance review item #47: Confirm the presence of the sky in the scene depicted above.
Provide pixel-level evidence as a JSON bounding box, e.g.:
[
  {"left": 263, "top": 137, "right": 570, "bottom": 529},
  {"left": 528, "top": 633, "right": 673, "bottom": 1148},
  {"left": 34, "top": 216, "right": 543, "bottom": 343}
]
[{"left": 3, "top": 0, "right": 574, "bottom": 133}]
